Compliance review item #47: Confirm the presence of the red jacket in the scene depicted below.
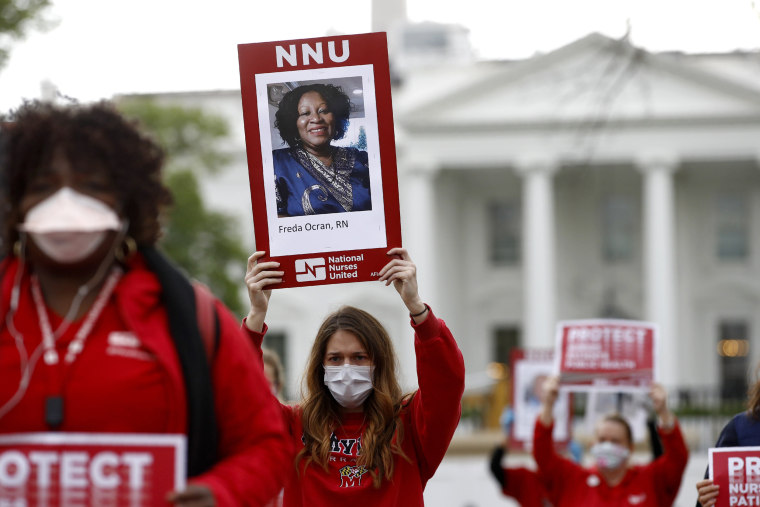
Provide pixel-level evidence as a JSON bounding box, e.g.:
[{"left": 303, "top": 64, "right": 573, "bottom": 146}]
[
  {"left": 245, "top": 308, "right": 465, "bottom": 506},
  {"left": 0, "top": 255, "right": 291, "bottom": 506},
  {"left": 533, "top": 417, "right": 688, "bottom": 507},
  {"left": 490, "top": 446, "right": 554, "bottom": 506},
  {"left": 502, "top": 466, "right": 554, "bottom": 507}
]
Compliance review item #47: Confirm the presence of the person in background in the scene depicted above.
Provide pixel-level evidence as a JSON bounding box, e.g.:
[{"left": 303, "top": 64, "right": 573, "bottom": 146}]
[
  {"left": 0, "top": 101, "right": 290, "bottom": 506},
  {"left": 489, "top": 407, "right": 555, "bottom": 506},
  {"left": 263, "top": 347, "right": 285, "bottom": 400},
  {"left": 243, "top": 247, "right": 465, "bottom": 506},
  {"left": 272, "top": 83, "right": 371, "bottom": 217},
  {"left": 696, "top": 366, "right": 760, "bottom": 506},
  {"left": 261, "top": 348, "right": 287, "bottom": 507},
  {"left": 534, "top": 376, "right": 688, "bottom": 506}
]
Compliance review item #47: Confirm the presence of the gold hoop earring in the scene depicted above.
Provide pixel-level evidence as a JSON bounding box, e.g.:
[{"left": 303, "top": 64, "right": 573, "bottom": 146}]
[
  {"left": 115, "top": 236, "right": 137, "bottom": 263},
  {"left": 12, "top": 240, "right": 23, "bottom": 258}
]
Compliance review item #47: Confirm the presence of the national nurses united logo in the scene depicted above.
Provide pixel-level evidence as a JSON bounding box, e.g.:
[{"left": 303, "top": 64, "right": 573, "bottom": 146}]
[
  {"left": 295, "top": 257, "right": 326, "bottom": 282},
  {"left": 339, "top": 465, "right": 368, "bottom": 487}
]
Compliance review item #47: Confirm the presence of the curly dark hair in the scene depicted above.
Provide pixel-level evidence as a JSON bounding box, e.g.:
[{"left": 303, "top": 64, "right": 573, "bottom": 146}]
[
  {"left": 0, "top": 100, "right": 172, "bottom": 255},
  {"left": 273, "top": 83, "right": 352, "bottom": 149}
]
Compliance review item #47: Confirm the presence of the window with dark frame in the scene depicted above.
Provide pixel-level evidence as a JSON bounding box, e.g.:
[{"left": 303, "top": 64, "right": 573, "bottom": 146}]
[
  {"left": 488, "top": 201, "right": 520, "bottom": 266},
  {"left": 493, "top": 326, "right": 521, "bottom": 367},
  {"left": 715, "top": 192, "right": 749, "bottom": 261},
  {"left": 602, "top": 194, "right": 637, "bottom": 263},
  {"left": 717, "top": 319, "right": 750, "bottom": 402}
]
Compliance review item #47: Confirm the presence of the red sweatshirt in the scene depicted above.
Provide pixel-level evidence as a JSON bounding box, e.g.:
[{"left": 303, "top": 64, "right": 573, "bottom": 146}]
[
  {"left": 532, "top": 417, "right": 688, "bottom": 507},
  {"left": 502, "top": 467, "right": 554, "bottom": 507},
  {"left": 0, "top": 256, "right": 291, "bottom": 506},
  {"left": 245, "top": 308, "right": 465, "bottom": 506}
]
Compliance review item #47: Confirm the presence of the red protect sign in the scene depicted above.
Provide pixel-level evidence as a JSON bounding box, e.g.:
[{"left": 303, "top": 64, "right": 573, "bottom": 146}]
[
  {"left": 554, "top": 319, "right": 657, "bottom": 391},
  {"left": 0, "top": 433, "right": 185, "bottom": 506},
  {"left": 709, "top": 447, "right": 760, "bottom": 507},
  {"left": 237, "top": 32, "right": 402, "bottom": 288}
]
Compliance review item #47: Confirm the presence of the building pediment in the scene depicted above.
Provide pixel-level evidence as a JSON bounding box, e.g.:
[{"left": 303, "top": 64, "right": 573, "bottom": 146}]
[{"left": 398, "top": 33, "right": 760, "bottom": 131}]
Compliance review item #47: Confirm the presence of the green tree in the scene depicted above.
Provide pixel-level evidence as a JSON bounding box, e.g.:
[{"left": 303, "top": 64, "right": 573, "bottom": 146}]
[
  {"left": 352, "top": 126, "right": 367, "bottom": 151},
  {"left": 118, "top": 97, "right": 248, "bottom": 315},
  {"left": 0, "top": 0, "right": 53, "bottom": 70}
]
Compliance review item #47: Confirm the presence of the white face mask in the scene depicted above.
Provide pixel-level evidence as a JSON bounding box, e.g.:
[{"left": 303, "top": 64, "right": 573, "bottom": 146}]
[
  {"left": 590, "top": 441, "right": 630, "bottom": 470},
  {"left": 324, "top": 364, "right": 374, "bottom": 409},
  {"left": 19, "top": 187, "right": 121, "bottom": 264}
]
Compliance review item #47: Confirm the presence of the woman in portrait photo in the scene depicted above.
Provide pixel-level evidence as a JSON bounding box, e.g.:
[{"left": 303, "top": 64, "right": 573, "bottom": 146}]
[{"left": 272, "top": 83, "right": 372, "bottom": 217}]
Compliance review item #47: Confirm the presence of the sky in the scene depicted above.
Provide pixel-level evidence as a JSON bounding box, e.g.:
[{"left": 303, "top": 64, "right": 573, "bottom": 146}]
[{"left": 1, "top": 0, "right": 760, "bottom": 112}]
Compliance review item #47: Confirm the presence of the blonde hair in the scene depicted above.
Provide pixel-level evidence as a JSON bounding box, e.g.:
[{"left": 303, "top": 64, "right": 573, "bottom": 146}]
[{"left": 297, "top": 306, "right": 411, "bottom": 486}]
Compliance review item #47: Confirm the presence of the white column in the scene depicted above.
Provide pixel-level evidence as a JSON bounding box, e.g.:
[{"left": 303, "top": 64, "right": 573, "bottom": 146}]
[
  {"left": 401, "top": 164, "right": 438, "bottom": 310},
  {"left": 636, "top": 154, "right": 680, "bottom": 388},
  {"left": 514, "top": 155, "right": 559, "bottom": 349},
  {"left": 397, "top": 157, "right": 438, "bottom": 389}
]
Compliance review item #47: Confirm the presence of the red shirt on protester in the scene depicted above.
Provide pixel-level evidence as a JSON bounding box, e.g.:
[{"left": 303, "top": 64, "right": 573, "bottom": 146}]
[
  {"left": 532, "top": 418, "right": 688, "bottom": 507},
  {"left": 502, "top": 466, "right": 554, "bottom": 507},
  {"left": 244, "top": 307, "right": 465, "bottom": 507},
  {"left": 0, "top": 255, "right": 291, "bottom": 506}
]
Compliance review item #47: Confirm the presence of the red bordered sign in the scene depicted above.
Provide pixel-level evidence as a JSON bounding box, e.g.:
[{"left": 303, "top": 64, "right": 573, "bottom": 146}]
[
  {"left": 553, "top": 319, "right": 658, "bottom": 392},
  {"left": 509, "top": 349, "right": 572, "bottom": 450},
  {"left": 0, "top": 432, "right": 186, "bottom": 505},
  {"left": 709, "top": 447, "right": 760, "bottom": 507},
  {"left": 237, "top": 32, "right": 401, "bottom": 288}
]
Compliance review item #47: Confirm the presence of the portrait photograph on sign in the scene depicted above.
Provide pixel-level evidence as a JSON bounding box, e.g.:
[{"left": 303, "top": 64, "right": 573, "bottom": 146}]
[
  {"left": 238, "top": 33, "right": 402, "bottom": 288},
  {"left": 256, "top": 66, "right": 385, "bottom": 257},
  {"left": 510, "top": 349, "right": 571, "bottom": 449}
]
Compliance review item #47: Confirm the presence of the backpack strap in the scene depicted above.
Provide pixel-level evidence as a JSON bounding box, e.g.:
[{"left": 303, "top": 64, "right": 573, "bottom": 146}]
[
  {"left": 139, "top": 246, "right": 218, "bottom": 477},
  {"left": 192, "top": 281, "right": 220, "bottom": 360}
]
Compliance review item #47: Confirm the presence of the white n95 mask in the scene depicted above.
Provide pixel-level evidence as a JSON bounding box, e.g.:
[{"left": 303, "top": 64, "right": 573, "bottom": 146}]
[
  {"left": 590, "top": 441, "right": 630, "bottom": 470},
  {"left": 19, "top": 187, "right": 121, "bottom": 263},
  {"left": 324, "top": 364, "right": 374, "bottom": 409}
]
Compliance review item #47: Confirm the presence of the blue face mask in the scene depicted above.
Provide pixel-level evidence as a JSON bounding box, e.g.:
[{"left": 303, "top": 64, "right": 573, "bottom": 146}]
[{"left": 590, "top": 441, "right": 630, "bottom": 470}]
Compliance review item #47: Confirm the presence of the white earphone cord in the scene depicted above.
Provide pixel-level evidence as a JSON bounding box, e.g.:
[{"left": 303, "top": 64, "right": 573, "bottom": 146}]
[{"left": 0, "top": 226, "right": 128, "bottom": 420}]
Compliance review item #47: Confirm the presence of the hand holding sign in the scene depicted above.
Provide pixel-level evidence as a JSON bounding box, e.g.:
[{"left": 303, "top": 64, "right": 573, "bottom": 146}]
[
  {"left": 708, "top": 447, "right": 760, "bottom": 507},
  {"left": 378, "top": 247, "right": 426, "bottom": 321},
  {"left": 538, "top": 375, "right": 560, "bottom": 426},
  {"left": 649, "top": 383, "right": 675, "bottom": 428},
  {"left": 697, "top": 478, "right": 720, "bottom": 507},
  {"left": 244, "top": 251, "right": 283, "bottom": 334},
  {"left": 167, "top": 484, "right": 215, "bottom": 506}
]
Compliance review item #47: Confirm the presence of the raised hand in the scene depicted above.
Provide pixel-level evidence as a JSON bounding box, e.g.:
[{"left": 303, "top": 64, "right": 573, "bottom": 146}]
[
  {"left": 378, "top": 247, "right": 426, "bottom": 321},
  {"left": 696, "top": 478, "right": 719, "bottom": 507},
  {"left": 244, "top": 251, "right": 283, "bottom": 332},
  {"left": 539, "top": 376, "right": 560, "bottom": 425}
]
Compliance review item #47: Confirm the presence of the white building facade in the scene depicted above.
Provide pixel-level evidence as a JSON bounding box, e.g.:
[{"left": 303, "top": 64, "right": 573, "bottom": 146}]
[{"left": 134, "top": 32, "right": 760, "bottom": 404}]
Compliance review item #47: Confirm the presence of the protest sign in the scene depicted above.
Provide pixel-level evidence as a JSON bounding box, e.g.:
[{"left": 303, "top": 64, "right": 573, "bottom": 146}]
[
  {"left": 553, "top": 319, "right": 657, "bottom": 392},
  {"left": 510, "top": 349, "right": 571, "bottom": 450},
  {"left": 0, "top": 433, "right": 185, "bottom": 506},
  {"left": 238, "top": 32, "right": 401, "bottom": 288},
  {"left": 585, "top": 391, "right": 650, "bottom": 443},
  {"left": 709, "top": 447, "right": 760, "bottom": 507}
]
